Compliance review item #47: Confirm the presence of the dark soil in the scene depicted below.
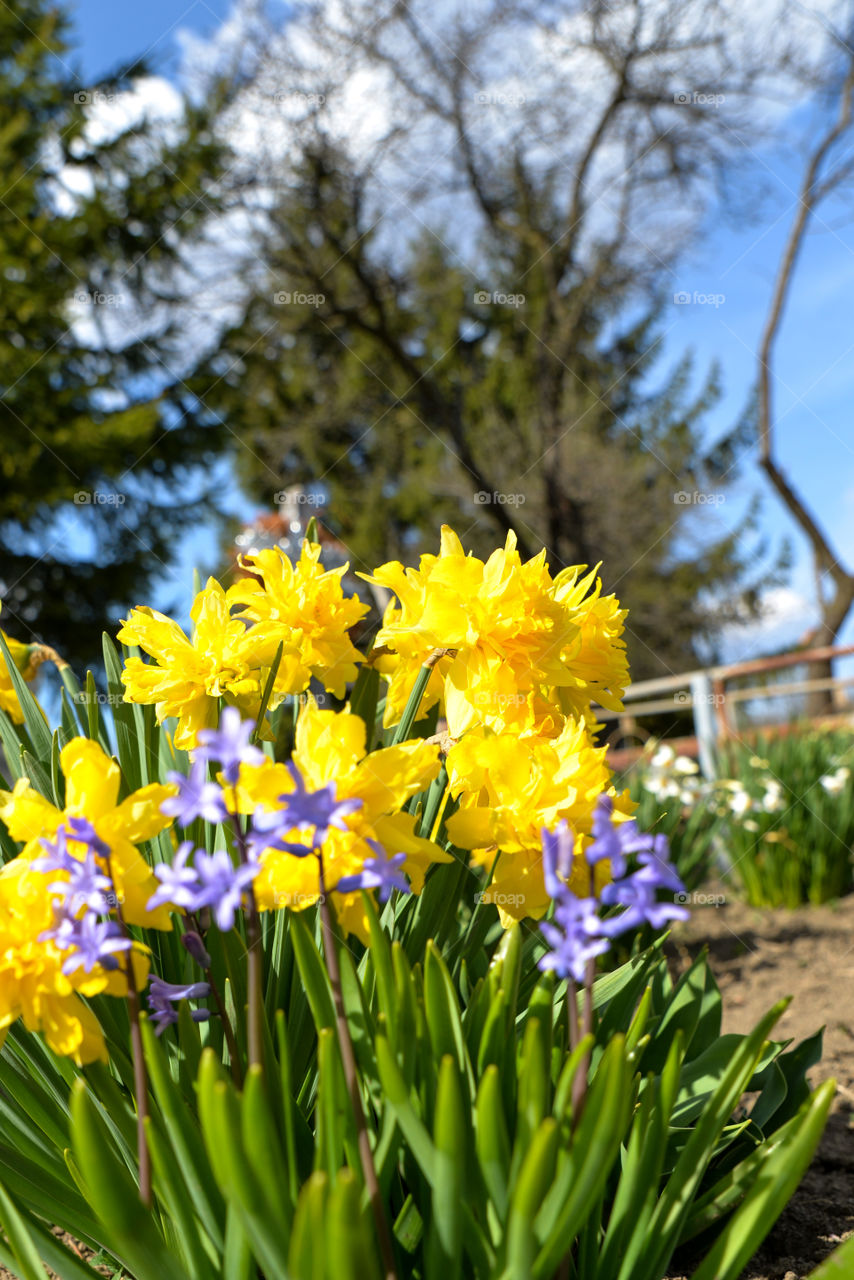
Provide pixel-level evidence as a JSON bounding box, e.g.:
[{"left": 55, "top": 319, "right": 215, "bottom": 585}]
[{"left": 666, "top": 892, "right": 854, "bottom": 1279}]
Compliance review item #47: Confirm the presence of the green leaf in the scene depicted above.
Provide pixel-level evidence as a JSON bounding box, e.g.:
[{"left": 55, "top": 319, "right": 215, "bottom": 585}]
[
  {"left": 391, "top": 661, "right": 435, "bottom": 743},
  {"left": 375, "top": 1029, "right": 437, "bottom": 1184},
  {"left": 690, "top": 1080, "right": 834, "bottom": 1280},
  {"left": 326, "top": 1169, "right": 383, "bottom": 1280},
  {"left": 475, "top": 1065, "right": 512, "bottom": 1221},
  {"left": 0, "top": 634, "right": 51, "bottom": 763},
  {"left": 426, "top": 1055, "right": 466, "bottom": 1279},
  {"left": 252, "top": 640, "right": 284, "bottom": 743},
  {"left": 348, "top": 665, "right": 381, "bottom": 742},
  {"left": 0, "top": 1180, "right": 50, "bottom": 1280},
  {"left": 532, "top": 1036, "right": 632, "bottom": 1279},
  {"left": 0, "top": 709, "right": 25, "bottom": 783},
  {"left": 289, "top": 1172, "right": 328, "bottom": 1280},
  {"left": 143, "top": 1117, "right": 218, "bottom": 1280},
  {"left": 290, "top": 911, "right": 336, "bottom": 1034},
  {"left": 424, "top": 941, "right": 469, "bottom": 1082},
  {"left": 102, "top": 634, "right": 143, "bottom": 792},
  {"left": 635, "top": 1000, "right": 790, "bottom": 1280},
  {"left": 196, "top": 1052, "right": 291, "bottom": 1279},
  {"left": 140, "top": 1020, "right": 225, "bottom": 1250},
  {"left": 806, "top": 1232, "right": 854, "bottom": 1280},
  {"left": 69, "top": 1079, "right": 187, "bottom": 1280},
  {"left": 506, "top": 1120, "right": 559, "bottom": 1279}
]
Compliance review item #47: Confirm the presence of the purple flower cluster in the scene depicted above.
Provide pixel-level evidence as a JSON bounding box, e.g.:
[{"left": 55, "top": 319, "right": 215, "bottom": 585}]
[
  {"left": 36, "top": 825, "right": 132, "bottom": 976},
  {"left": 149, "top": 842, "right": 261, "bottom": 931},
  {"left": 152, "top": 707, "right": 411, "bottom": 926},
  {"left": 335, "top": 839, "right": 410, "bottom": 903},
  {"left": 538, "top": 795, "right": 689, "bottom": 983}
]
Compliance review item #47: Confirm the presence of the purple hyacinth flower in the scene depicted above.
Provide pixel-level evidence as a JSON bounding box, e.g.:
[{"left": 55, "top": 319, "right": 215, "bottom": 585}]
[
  {"left": 584, "top": 795, "right": 628, "bottom": 878},
  {"left": 59, "top": 916, "right": 132, "bottom": 975},
  {"left": 65, "top": 816, "right": 112, "bottom": 860},
  {"left": 162, "top": 760, "right": 229, "bottom": 826},
  {"left": 148, "top": 841, "right": 203, "bottom": 913},
  {"left": 55, "top": 853, "right": 113, "bottom": 914},
  {"left": 195, "top": 706, "right": 265, "bottom": 785},
  {"left": 247, "top": 763, "right": 363, "bottom": 858},
  {"left": 599, "top": 872, "right": 689, "bottom": 937},
  {"left": 181, "top": 931, "right": 212, "bottom": 969},
  {"left": 191, "top": 849, "right": 260, "bottom": 931},
  {"left": 39, "top": 910, "right": 80, "bottom": 952},
  {"left": 541, "top": 821, "right": 575, "bottom": 901},
  {"left": 149, "top": 977, "right": 212, "bottom": 1002},
  {"left": 335, "top": 840, "right": 410, "bottom": 903},
  {"left": 629, "top": 829, "right": 684, "bottom": 890},
  {"left": 247, "top": 805, "right": 315, "bottom": 859},
  {"left": 538, "top": 893, "right": 610, "bottom": 984},
  {"left": 33, "top": 827, "right": 77, "bottom": 875},
  {"left": 279, "top": 762, "right": 362, "bottom": 844},
  {"left": 147, "top": 975, "right": 212, "bottom": 1035}
]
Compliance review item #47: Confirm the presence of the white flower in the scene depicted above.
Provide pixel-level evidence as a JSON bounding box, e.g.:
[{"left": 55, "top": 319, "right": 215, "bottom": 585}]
[
  {"left": 673, "top": 756, "right": 699, "bottom": 776},
  {"left": 729, "top": 787, "right": 753, "bottom": 816},
  {"left": 650, "top": 746, "right": 675, "bottom": 771},
  {"left": 820, "top": 767, "right": 851, "bottom": 796},
  {"left": 761, "top": 782, "right": 785, "bottom": 812}
]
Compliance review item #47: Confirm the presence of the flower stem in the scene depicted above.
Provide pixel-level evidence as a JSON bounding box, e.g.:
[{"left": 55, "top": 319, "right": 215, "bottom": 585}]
[
  {"left": 317, "top": 857, "right": 398, "bottom": 1280},
  {"left": 189, "top": 915, "right": 244, "bottom": 1086},
  {"left": 244, "top": 887, "right": 264, "bottom": 1071},
  {"left": 123, "top": 946, "right": 152, "bottom": 1207},
  {"left": 228, "top": 816, "right": 264, "bottom": 1072},
  {"left": 571, "top": 866, "right": 598, "bottom": 1122},
  {"left": 106, "top": 846, "right": 152, "bottom": 1207}
]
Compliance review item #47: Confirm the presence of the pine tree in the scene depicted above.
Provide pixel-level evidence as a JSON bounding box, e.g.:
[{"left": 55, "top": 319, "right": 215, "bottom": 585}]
[{"left": 0, "top": 0, "right": 232, "bottom": 663}]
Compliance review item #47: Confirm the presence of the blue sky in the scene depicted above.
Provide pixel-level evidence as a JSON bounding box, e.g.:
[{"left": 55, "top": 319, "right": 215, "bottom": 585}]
[
  {"left": 69, "top": 0, "right": 234, "bottom": 79},
  {"left": 66, "top": 1, "right": 853, "bottom": 668}
]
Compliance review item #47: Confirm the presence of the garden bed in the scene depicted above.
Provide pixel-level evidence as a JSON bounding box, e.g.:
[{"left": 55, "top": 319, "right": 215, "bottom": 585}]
[{"left": 668, "top": 894, "right": 854, "bottom": 1279}]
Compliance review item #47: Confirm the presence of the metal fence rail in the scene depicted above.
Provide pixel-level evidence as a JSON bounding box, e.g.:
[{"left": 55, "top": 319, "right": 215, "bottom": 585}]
[{"left": 597, "top": 644, "right": 854, "bottom": 775}]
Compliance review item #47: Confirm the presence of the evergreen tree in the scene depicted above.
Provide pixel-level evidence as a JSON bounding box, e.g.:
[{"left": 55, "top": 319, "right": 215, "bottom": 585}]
[{"left": 0, "top": 0, "right": 233, "bottom": 663}]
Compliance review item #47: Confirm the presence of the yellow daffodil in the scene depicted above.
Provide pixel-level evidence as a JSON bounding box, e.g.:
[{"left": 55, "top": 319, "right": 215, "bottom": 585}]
[
  {"left": 551, "top": 565, "right": 629, "bottom": 723},
  {"left": 228, "top": 540, "right": 368, "bottom": 699},
  {"left": 235, "top": 698, "right": 448, "bottom": 940},
  {"left": 444, "top": 719, "right": 633, "bottom": 925},
  {"left": 0, "top": 858, "right": 148, "bottom": 1064},
  {"left": 0, "top": 738, "right": 176, "bottom": 929},
  {"left": 118, "top": 578, "right": 265, "bottom": 750},
  {"left": 0, "top": 603, "right": 44, "bottom": 724},
  {"left": 360, "top": 526, "right": 627, "bottom": 738}
]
